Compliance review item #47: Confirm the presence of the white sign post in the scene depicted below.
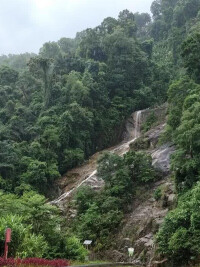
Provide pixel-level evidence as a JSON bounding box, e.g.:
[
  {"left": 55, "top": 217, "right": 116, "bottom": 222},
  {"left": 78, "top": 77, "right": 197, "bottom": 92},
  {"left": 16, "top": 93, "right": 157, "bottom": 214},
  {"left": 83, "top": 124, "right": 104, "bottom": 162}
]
[
  {"left": 83, "top": 240, "right": 92, "bottom": 261},
  {"left": 128, "top": 247, "right": 134, "bottom": 260},
  {"left": 83, "top": 240, "right": 92, "bottom": 249}
]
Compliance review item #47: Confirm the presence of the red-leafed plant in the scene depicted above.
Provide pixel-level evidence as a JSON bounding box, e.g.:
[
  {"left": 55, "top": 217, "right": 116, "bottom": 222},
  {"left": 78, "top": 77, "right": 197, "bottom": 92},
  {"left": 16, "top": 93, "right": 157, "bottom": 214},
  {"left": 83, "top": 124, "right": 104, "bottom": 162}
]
[{"left": 0, "top": 257, "right": 70, "bottom": 267}]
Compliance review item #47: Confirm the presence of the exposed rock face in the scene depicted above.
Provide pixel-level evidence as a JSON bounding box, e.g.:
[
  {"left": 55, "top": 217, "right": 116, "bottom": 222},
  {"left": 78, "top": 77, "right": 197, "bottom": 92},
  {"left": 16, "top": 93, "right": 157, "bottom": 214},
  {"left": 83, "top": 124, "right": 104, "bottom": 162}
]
[
  {"left": 97, "top": 105, "right": 176, "bottom": 266},
  {"left": 140, "top": 104, "right": 167, "bottom": 125},
  {"left": 151, "top": 144, "right": 175, "bottom": 175},
  {"left": 83, "top": 173, "right": 104, "bottom": 190},
  {"left": 130, "top": 121, "right": 176, "bottom": 176},
  {"left": 123, "top": 104, "right": 167, "bottom": 141},
  {"left": 123, "top": 110, "right": 142, "bottom": 140},
  {"left": 145, "top": 123, "right": 166, "bottom": 148},
  {"left": 104, "top": 178, "right": 175, "bottom": 266}
]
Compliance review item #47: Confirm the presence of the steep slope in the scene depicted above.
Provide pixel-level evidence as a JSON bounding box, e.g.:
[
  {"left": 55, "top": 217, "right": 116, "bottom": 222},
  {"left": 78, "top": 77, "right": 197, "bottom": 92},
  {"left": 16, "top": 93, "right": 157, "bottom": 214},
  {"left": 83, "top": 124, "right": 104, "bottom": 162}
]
[
  {"left": 103, "top": 122, "right": 176, "bottom": 266},
  {"left": 102, "top": 177, "right": 175, "bottom": 266},
  {"left": 51, "top": 110, "right": 143, "bottom": 208},
  {"left": 51, "top": 105, "right": 168, "bottom": 208},
  {"left": 50, "top": 104, "right": 175, "bottom": 266}
]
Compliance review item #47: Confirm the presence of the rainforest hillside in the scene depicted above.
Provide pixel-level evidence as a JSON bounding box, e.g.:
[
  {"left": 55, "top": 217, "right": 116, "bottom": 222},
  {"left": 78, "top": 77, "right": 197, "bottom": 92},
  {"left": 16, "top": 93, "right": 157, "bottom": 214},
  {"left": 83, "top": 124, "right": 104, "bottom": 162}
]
[
  {"left": 0, "top": 9, "right": 170, "bottom": 195},
  {"left": 147, "top": 0, "right": 200, "bottom": 265},
  {"left": 1, "top": 0, "right": 200, "bottom": 265}
]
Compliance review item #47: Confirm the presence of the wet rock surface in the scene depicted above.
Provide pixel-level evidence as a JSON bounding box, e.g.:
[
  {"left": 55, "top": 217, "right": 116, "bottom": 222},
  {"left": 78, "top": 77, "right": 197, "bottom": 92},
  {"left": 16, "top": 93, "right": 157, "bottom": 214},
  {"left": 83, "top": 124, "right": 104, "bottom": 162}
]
[
  {"left": 145, "top": 123, "right": 166, "bottom": 148},
  {"left": 151, "top": 144, "right": 175, "bottom": 175},
  {"left": 83, "top": 173, "right": 104, "bottom": 190}
]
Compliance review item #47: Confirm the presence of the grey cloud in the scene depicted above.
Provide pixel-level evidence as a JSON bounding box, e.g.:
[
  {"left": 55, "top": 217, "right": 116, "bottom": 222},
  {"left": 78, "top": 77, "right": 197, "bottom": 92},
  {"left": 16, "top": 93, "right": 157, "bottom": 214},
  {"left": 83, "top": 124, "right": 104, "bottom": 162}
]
[{"left": 0, "top": 0, "right": 153, "bottom": 55}]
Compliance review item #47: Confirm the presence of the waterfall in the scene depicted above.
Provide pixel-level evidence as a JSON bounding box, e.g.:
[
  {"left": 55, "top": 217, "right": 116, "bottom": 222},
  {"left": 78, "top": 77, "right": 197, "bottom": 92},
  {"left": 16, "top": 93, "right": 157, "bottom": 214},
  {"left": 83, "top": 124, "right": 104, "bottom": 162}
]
[
  {"left": 50, "top": 110, "right": 142, "bottom": 205},
  {"left": 51, "top": 170, "right": 97, "bottom": 205},
  {"left": 134, "top": 110, "right": 141, "bottom": 139}
]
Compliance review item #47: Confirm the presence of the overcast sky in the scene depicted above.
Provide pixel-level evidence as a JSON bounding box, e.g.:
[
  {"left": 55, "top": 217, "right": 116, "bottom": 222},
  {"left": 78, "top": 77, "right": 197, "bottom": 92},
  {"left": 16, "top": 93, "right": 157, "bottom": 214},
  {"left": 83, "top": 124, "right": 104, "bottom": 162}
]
[{"left": 0, "top": 0, "right": 153, "bottom": 55}]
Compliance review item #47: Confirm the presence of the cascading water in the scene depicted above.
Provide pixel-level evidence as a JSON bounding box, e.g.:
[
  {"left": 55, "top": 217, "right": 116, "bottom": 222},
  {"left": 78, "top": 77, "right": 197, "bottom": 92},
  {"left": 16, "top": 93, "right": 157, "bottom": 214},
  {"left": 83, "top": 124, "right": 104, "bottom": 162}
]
[
  {"left": 50, "top": 110, "right": 142, "bottom": 205},
  {"left": 112, "top": 110, "right": 142, "bottom": 156},
  {"left": 51, "top": 170, "right": 97, "bottom": 204},
  {"left": 134, "top": 110, "right": 141, "bottom": 139}
]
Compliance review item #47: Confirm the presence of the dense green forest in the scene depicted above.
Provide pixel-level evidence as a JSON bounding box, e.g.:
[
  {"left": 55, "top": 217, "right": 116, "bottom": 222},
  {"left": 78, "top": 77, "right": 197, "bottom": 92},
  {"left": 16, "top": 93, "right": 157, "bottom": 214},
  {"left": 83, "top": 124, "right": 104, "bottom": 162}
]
[
  {"left": 0, "top": 8, "right": 168, "bottom": 259},
  {"left": 149, "top": 0, "right": 200, "bottom": 265},
  {"left": 0, "top": 9, "right": 169, "bottom": 196},
  {"left": 1, "top": 0, "right": 200, "bottom": 264}
]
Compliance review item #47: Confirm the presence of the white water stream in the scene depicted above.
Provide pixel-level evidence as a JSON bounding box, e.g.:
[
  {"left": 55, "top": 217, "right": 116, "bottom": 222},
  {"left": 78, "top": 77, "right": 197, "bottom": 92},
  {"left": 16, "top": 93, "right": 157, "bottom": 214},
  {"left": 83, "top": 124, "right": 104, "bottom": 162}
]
[{"left": 50, "top": 110, "right": 142, "bottom": 205}]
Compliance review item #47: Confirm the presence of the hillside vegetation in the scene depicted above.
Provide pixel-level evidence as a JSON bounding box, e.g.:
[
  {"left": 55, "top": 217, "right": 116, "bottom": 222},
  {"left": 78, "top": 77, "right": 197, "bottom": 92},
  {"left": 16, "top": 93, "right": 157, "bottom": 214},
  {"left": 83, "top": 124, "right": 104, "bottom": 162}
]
[
  {"left": 148, "top": 0, "right": 200, "bottom": 265},
  {"left": 0, "top": 10, "right": 168, "bottom": 196},
  {"left": 0, "top": 8, "right": 167, "bottom": 260},
  {"left": 1, "top": 0, "right": 200, "bottom": 265}
]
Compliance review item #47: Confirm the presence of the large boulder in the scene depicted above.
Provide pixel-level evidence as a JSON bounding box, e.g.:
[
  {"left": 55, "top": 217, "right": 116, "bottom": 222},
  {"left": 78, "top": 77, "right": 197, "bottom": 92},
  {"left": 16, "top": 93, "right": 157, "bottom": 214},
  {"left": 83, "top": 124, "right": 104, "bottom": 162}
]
[{"left": 151, "top": 144, "right": 175, "bottom": 175}]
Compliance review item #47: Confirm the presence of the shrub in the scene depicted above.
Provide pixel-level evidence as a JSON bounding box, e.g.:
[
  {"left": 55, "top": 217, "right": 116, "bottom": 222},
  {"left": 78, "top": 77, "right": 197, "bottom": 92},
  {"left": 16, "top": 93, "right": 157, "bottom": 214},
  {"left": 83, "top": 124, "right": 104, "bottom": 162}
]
[
  {"left": 154, "top": 187, "right": 162, "bottom": 201},
  {"left": 141, "top": 112, "right": 157, "bottom": 133},
  {"left": 156, "top": 182, "right": 200, "bottom": 264},
  {"left": 65, "top": 236, "right": 88, "bottom": 261}
]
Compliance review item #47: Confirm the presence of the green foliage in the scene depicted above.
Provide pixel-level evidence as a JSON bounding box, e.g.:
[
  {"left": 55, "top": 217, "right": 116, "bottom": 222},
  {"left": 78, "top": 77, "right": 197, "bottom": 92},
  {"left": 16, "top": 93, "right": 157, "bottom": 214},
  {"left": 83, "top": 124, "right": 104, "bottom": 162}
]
[
  {"left": 0, "top": 190, "right": 86, "bottom": 259},
  {"left": 2, "top": 3, "right": 199, "bottom": 261},
  {"left": 18, "top": 233, "right": 49, "bottom": 258},
  {"left": 141, "top": 112, "right": 157, "bottom": 133},
  {"left": 149, "top": 0, "right": 200, "bottom": 72},
  {"left": 157, "top": 182, "right": 200, "bottom": 264},
  {"left": 171, "top": 104, "right": 200, "bottom": 190},
  {"left": 65, "top": 236, "right": 88, "bottom": 261},
  {"left": 0, "top": 214, "right": 48, "bottom": 258},
  {"left": 0, "top": 9, "right": 168, "bottom": 196},
  {"left": 167, "top": 77, "right": 200, "bottom": 191},
  {"left": 0, "top": 53, "right": 36, "bottom": 70},
  {"left": 182, "top": 32, "right": 200, "bottom": 82},
  {"left": 0, "top": 66, "right": 18, "bottom": 85},
  {"left": 39, "top": 42, "right": 62, "bottom": 60},
  {"left": 167, "top": 77, "right": 200, "bottom": 131},
  {"left": 134, "top": 13, "right": 151, "bottom": 40},
  {"left": 154, "top": 187, "right": 162, "bottom": 201},
  {"left": 75, "top": 186, "right": 96, "bottom": 215},
  {"left": 124, "top": 151, "right": 156, "bottom": 184},
  {"left": 155, "top": 2, "right": 200, "bottom": 263},
  {"left": 61, "top": 148, "right": 85, "bottom": 172}
]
